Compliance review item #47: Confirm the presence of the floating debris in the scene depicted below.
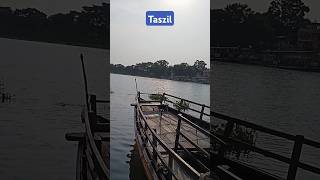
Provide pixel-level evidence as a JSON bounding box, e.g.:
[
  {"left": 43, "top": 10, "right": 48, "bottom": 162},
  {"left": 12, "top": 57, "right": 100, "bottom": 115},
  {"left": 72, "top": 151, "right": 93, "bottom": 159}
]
[{"left": 0, "top": 80, "right": 14, "bottom": 103}]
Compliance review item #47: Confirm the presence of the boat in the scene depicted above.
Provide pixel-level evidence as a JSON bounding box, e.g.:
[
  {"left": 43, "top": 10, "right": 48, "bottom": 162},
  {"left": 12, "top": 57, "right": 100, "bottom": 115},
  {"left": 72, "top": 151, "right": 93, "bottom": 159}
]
[
  {"left": 132, "top": 92, "right": 320, "bottom": 180},
  {"left": 132, "top": 92, "right": 217, "bottom": 180},
  {"left": 65, "top": 54, "right": 110, "bottom": 180}
]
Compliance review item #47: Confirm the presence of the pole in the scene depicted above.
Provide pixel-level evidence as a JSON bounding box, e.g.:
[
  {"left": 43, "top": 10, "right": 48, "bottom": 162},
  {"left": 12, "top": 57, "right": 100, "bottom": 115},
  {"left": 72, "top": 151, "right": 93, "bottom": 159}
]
[
  {"left": 80, "top": 54, "right": 90, "bottom": 111},
  {"left": 135, "top": 78, "right": 138, "bottom": 93}
]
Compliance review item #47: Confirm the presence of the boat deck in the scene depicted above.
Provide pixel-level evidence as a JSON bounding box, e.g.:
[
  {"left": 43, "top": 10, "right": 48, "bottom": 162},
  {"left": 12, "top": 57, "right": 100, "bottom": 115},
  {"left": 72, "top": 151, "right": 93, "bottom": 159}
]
[{"left": 141, "top": 104, "right": 210, "bottom": 152}]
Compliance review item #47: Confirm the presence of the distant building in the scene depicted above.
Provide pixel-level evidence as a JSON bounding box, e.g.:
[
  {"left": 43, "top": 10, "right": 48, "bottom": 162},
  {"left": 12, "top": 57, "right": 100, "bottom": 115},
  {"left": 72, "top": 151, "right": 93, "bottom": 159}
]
[
  {"left": 297, "top": 23, "right": 320, "bottom": 52},
  {"left": 211, "top": 47, "right": 240, "bottom": 61},
  {"left": 275, "top": 36, "right": 294, "bottom": 50}
]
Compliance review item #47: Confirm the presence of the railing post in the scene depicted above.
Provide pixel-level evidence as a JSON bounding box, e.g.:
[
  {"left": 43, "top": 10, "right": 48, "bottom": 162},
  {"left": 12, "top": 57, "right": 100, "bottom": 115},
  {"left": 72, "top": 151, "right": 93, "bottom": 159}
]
[
  {"left": 152, "top": 129, "right": 158, "bottom": 167},
  {"left": 142, "top": 112, "right": 148, "bottom": 147},
  {"left": 218, "top": 121, "right": 234, "bottom": 157},
  {"left": 287, "top": 135, "right": 304, "bottom": 180},
  {"left": 134, "top": 105, "right": 137, "bottom": 122},
  {"left": 174, "top": 115, "right": 182, "bottom": 152},
  {"left": 88, "top": 112, "right": 97, "bottom": 132},
  {"left": 210, "top": 134, "right": 214, "bottom": 178},
  {"left": 200, "top": 104, "right": 205, "bottom": 120},
  {"left": 161, "top": 93, "right": 166, "bottom": 104},
  {"left": 159, "top": 109, "right": 163, "bottom": 135},
  {"left": 90, "top": 95, "right": 97, "bottom": 114},
  {"left": 168, "top": 153, "right": 173, "bottom": 180},
  {"left": 223, "top": 121, "right": 234, "bottom": 137}
]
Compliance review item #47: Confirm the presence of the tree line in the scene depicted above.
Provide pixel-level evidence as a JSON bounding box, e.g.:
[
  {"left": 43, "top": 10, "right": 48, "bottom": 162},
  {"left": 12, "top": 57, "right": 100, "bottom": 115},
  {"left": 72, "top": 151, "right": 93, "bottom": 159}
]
[
  {"left": 111, "top": 60, "right": 208, "bottom": 78},
  {"left": 0, "top": 3, "right": 109, "bottom": 49},
  {"left": 211, "top": 0, "right": 310, "bottom": 50}
]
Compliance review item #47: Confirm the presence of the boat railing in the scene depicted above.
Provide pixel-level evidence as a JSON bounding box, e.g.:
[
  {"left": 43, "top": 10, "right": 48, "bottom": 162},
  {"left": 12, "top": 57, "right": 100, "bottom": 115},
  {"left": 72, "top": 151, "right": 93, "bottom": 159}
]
[
  {"left": 66, "top": 94, "right": 110, "bottom": 180},
  {"left": 211, "top": 111, "right": 320, "bottom": 180},
  {"left": 136, "top": 101, "right": 202, "bottom": 179},
  {"left": 139, "top": 92, "right": 210, "bottom": 122},
  {"left": 174, "top": 114, "right": 225, "bottom": 174}
]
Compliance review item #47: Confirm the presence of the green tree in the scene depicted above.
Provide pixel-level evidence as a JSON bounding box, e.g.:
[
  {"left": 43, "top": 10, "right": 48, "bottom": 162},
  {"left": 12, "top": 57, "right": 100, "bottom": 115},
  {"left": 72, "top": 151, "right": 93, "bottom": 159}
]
[
  {"left": 268, "top": 0, "right": 310, "bottom": 34},
  {"left": 172, "top": 63, "right": 192, "bottom": 77},
  {"left": 225, "top": 3, "right": 254, "bottom": 24},
  {"left": 193, "top": 60, "right": 207, "bottom": 71},
  {"left": 151, "top": 60, "right": 169, "bottom": 77}
]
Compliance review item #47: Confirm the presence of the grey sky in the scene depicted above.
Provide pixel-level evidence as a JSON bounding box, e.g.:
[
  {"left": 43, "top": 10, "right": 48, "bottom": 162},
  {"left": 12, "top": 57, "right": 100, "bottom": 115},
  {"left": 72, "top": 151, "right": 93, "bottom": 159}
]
[
  {"left": 0, "top": 0, "right": 109, "bottom": 15},
  {"left": 213, "top": 0, "right": 320, "bottom": 21},
  {"left": 111, "top": 0, "right": 210, "bottom": 66}
]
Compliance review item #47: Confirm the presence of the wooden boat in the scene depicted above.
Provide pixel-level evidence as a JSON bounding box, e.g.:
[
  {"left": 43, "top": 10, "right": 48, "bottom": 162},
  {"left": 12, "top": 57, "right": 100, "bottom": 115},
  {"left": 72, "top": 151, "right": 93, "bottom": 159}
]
[
  {"left": 132, "top": 92, "right": 218, "bottom": 180},
  {"left": 65, "top": 55, "right": 110, "bottom": 180},
  {"left": 66, "top": 94, "right": 110, "bottom": 180},
  {"left": 133, "top": 92, "right": 320, "bottom": 180}
]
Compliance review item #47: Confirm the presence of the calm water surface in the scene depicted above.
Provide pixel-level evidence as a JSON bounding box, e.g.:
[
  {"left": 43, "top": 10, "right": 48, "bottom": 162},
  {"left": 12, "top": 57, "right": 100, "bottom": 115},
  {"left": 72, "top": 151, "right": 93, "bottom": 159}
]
[
  {"left": 212, "top": 61, "right": 320, "bottom": 180},
  {"left": 0, "top": 38, "right": 108, "bottom": 179},
  {"left": 110, "top": 73, "right": 209, "bottom": 180}
]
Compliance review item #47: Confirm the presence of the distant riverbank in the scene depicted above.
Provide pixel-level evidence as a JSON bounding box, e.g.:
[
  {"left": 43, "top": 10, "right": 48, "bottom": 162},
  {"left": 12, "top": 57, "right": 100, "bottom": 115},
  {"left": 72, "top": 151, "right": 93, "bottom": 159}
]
[
  {"left": 111, "top": 60, "right": 209, "bottom": 84},
  {"left": 212, "top": 47, "right": 320, "bottom": 73},
  {"left": 110, "top": 72, "right": 209, "bottom": 84},
  {"left": 0, "top": 36, "right": 108, "bottom": 50},
  {"left": 213, "top": 58, "right": 320, "bottom": 73},
  {"left": 0, "top": 4, "right": 109, "bottom": 50}
]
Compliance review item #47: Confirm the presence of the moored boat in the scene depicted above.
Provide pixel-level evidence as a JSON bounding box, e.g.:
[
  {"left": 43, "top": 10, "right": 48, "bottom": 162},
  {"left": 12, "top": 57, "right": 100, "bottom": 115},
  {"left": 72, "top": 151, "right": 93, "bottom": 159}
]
[
  {"left": 65, "top": 55, "right": 110, "bottom": 180},
  {"left": 132, "top": 92, "right": 320, "bottom": 180},
  {"left": 132, "top": 92, "right": 219, "bottom": 180}
]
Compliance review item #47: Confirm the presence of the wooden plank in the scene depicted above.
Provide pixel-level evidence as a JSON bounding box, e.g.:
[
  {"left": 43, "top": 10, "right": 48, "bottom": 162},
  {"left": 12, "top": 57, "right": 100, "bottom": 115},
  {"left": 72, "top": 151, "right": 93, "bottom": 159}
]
[
  {"left": 96, "top": 99, "right": 110, "bottom": 103},
  {"left": 86, "top": 147, "right": 95, "bottom": 171},
  {"left": 94, "top": 132, "right": 110, "bottom": 141},
  {"left": 66, "top": 132, "right": 85, "bottom": 141},
  {"left": 76, "top": 141, "right": 84, "bottom": 180},
  {"left": 83, "top": 111, "right": 110, "bottom": 179},
  {"left": 95, "top": 123, "right": 110, "bottom": 131},
  {"left": 143, "top": 110, "right": 210, "bottom": 150},
  {"left": 66, "top": 132, "right": 110, "bottom": 142}
]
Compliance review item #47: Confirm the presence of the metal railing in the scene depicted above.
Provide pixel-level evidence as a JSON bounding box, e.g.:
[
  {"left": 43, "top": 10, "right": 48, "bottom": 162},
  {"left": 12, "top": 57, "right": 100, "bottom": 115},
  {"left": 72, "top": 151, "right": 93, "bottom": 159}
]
[
  {"left": 83, "top": 95, "right": 110, "bottom": 179},
  {"left": 135, "top": 100, "right": 201, "bottom": 180},
  {"left": 135, "top": 92, "right": 228, "bottom": 179},
  {"left": 66, "top": 54, "right": 110, "bottom": 180},
  {"left": 139, "top": 92, "right": 210, "bottom": 121},
  {"left": 174, "top": 114, "right": 225, "bottom": 174},
  {"left": 66, "top": 94, "right": 110, "bottom": 180},
  {"left": 212, "top": 111, "right": 320, "bottom": 180}
]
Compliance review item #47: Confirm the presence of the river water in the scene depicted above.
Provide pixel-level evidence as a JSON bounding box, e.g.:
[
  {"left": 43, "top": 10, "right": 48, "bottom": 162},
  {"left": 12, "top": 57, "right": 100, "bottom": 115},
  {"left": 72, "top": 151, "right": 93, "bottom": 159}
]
[
  {"left": 110, "top": 73, "right": 210, "bottom": 180},
  {"left": 2, "top": 38, "right": 318, "bottom": 180},
  {"left": 0, "top": 38, "right": 108, "bottom": 180},
  {"left": 212, "top": 61, "right": 320, "bottom": 180}
]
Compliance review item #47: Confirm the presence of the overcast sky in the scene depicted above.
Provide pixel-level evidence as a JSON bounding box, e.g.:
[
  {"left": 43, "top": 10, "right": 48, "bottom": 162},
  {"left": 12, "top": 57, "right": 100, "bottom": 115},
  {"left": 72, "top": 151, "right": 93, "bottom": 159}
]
[
  {"left": 111, "top": 0, "right": 210, "bottom": 66},
  {"left": 213, "top": 0, "right": 320, "bottom": 21},
  {"left": 0, "top": 0, "right": 109, "bottom": 15}
]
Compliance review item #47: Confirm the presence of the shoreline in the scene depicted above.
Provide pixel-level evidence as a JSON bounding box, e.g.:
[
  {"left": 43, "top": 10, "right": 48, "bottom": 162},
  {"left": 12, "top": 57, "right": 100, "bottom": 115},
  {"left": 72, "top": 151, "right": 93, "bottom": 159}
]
[
  {"left": 110, "top": 73, "right": 209, "bottom": 85},
  {"left": 0, "top": 36, "right": 109, "bottom": 50},
  {"left": 212, "top": 59, "right": 320, "bottom": 73}
]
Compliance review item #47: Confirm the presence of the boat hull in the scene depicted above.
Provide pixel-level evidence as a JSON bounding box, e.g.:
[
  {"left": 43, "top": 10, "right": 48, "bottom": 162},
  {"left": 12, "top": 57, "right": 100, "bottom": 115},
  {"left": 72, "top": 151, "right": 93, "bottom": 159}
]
[{"left": 134, "top": 117, "right": 160, "bottom": 180}]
